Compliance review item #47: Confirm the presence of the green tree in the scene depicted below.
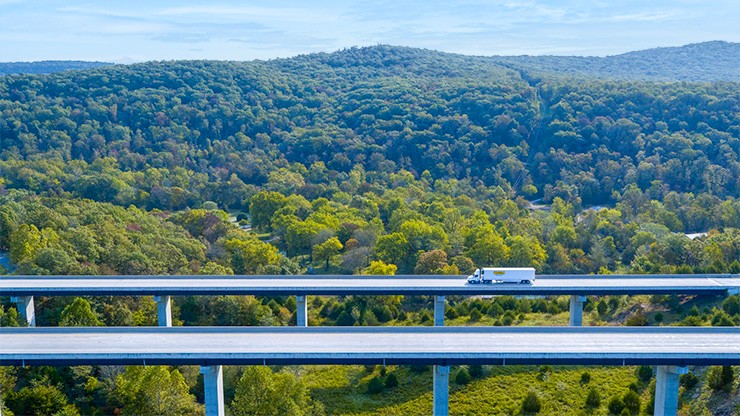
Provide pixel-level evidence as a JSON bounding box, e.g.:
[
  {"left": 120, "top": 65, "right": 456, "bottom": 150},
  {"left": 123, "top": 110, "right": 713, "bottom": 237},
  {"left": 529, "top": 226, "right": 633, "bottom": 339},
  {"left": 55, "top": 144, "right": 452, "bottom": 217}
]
[
  {"left": 506, "top": 235, "right": 546, "bottom": 268},
  {"left": 59, "top": 298, "right": 103, "bottom": 327},
  {"left": 366, "top": 376, "right": 384, "bottom": 395},
  {"left": 231, "top": 366, "right": 310, "bottom": 416},
  {"left": 225, "top": 237, "right": 282, "bottom": 274},
  {"left": 585, "top": 387, "right": 600, "bottom": 409},
  {"left": 722, "top": 295, "right": 739, "bottom": 316},
  {"left": 465, "top": 225, "right": 510, "bottom": 266},
  {"left": 313, "top": 237, "right": 343, "bottom": 270},
  {"left": 114, "top": 366, "right": 201, "bottom": 416},
  {"left": 364, "top": 260, "right": 397, "bottom": 275},
  {"left": 622, "top": 390, "right": 640, "bottom": 415},
  {"left": 249, "top": 191, "right": 287, "bottom": 232},
  {"left": 707, "top": 366, "right": 735, "bottom": 392},
  {"left": 454, "top": 367, "right": 471, "bottom": 385},
  {"left": 9, "top": 224, "right": 58, "bottom": 264},
  {"left": 521, "top": 391, "right": 541, "bottom": 414},
  {"left": 374, "top": 233, "right": 410, "bottom": 267},
  {"left": 7, "top": 378, "right": 78, "bottom": 416}
]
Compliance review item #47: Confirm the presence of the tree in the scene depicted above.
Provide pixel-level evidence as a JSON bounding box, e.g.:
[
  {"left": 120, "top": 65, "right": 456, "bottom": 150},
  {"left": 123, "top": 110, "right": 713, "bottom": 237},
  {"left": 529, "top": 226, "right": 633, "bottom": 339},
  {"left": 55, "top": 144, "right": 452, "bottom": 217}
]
[
  {"left": 707, "top": 366, "right": 735, "bottom": 392},
  {"left": 6, "top": 379, "right": 78, "bottom": 416},
  {"left": 231, "top": 366, "right": 310, "bottom": 415},
  {"left": 414, "top": 250, "right": 448, "bottom": 274},
  {"left": 636, "top": 365, "right": 653, "bottom": 383},
  {"left": 521, "top": 391, "right": 541, "bottom": 414},
  {"left": 585, "top": 387, "right": 600, "bottom": 408},
  {"left": 225, "top": 237, "right": 282, "bottom": 274},
  {"left": 454, "top": 367, "right": 471, "bottom": 385},
  {"left": 374, "top": 233, "right": 410, "bottom": 267},
  {"left": 465, "top": 225, "right": 510, "bottom": 266},
  {"left": 313, "top": 237, "right": 343, "bottom": 270},
  {"left": 60, "top": 298, "right": 103, "bottom": 327},
  {"left": 622, "top": 390, "right": 640, "bottom": 415},
  {"left": 384, "top": 372, "right": 399, "bottom": 388},
  {"left": 364, "top": 260, "right": 397, "bottom": 275},
  {"left": 114, "top": 366, "right": 201, "bottom": 416},
  {"left": 607, "top": 396, "right": 625, "bottom": 415},
  {"left": 366, "top": 376, "right": 384, "bottom": 394},
  {"left": 506, "top": 235, "right": 546, "bottom": 268},
  {"left": 399, "top": 220, "right": 448, "bottom": 255},
  {"left": 9, "top": 224, "right": 58, "bottom": 264},
  {"left": 722, "top": 295, "right": 739, "bottom": 316},
  {"left": 249, "top": 191, "right": 287, "bottom": 232}
]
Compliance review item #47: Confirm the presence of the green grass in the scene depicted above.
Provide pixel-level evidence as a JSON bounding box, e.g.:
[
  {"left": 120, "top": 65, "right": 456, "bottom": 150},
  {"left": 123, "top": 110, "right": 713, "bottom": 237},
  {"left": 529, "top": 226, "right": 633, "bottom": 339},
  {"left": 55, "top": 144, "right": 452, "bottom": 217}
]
[{"left": 299, "top": 365, "right": 647, "bottom": 415}]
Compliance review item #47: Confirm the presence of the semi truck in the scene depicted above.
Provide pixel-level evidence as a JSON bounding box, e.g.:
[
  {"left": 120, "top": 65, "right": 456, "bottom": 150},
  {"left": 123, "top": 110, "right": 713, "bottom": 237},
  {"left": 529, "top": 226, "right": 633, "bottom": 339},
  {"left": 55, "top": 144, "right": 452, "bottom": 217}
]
[{"left": 466, "top": 267, "right": 535, "bottom": 284}]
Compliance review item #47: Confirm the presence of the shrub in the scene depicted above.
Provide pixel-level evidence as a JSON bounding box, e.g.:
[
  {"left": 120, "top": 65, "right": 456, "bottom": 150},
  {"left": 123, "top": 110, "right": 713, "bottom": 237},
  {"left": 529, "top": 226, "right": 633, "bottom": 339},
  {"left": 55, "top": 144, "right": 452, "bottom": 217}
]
[
  {"left": 679, "top": 372, "right": 698, "bottom": 390},
  {"left": 418, "top": 310, "right": 432, "bottom": 324},
  {"left": 469, "top": 308, "right": 482, "bottom": 322},
  {"left": 625, "top": 311, "right": 648, "bottom": 326},
  {"left": 597, "top": 300, "right": 608, "bottom": 317},
  {"left": 585, "top": 387, "right": 601, "bottom": 408},
  {"left": 384, "top": 373, "right": 398, "bottom": 388},
  {"left": 580, "top": 372, "right": 591, "bottom": 384},
  {"left": 536, "top": 365, "right": 552, "bottom": 381},
  {"left": 454, "top": 367, "right": 471, "bottom": 385},
  {"left": 622, "top": 390, "right": 640, "bottom": 415},
  {"left": 521, "top": 391, "right": 541, "bottom": 414},
  {"left": 608, "top": 397, "right": 625, "bottom": 414},
  {"left": 710, "top": 310, "right": 735, "bottom": 326},
  {"left": 707, "top": 366, "right": 735, "bottom": 392},
  {"left": 366, "top": 376, "right": 384, "bottom": 394},
  {"left": 469, "top": 365, "right": 484, "bottom": 379},
  {"left": 722, "top": 295, "right": 739, "bottom": 316},
  {"left": 636, "top": 365, "right": 653, "bottom": 383}
]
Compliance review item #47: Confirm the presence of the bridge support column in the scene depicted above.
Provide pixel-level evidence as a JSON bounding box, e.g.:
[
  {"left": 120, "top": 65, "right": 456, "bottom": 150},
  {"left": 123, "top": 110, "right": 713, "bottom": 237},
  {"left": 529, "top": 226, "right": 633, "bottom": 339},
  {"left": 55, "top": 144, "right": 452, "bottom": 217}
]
[
  {"left": 433, "top": 295, "right": 448, "bottom": 415},
  {"left": 154, "top": 295, "right": 172, "bottom": 327},
  {"left": 296, "top": 295, "right": 308, "bottom": 327},
  {"left": 200, "top": 365, "right": 225, "bottom": 416},
  {"left": 10, "top": 296, "right": 35, "bottom": 327},
  {"left": 654, "top": 366, "right": 687, "bottom": 416},
  {"left": 434, "top": 295, "right": 445, "bottom": 326},
  {"left": 433, "top": 364, "right": 449, "bottom": 415},
  {"left": 569, "top": 295, "right": 587, "bottom": 326}
]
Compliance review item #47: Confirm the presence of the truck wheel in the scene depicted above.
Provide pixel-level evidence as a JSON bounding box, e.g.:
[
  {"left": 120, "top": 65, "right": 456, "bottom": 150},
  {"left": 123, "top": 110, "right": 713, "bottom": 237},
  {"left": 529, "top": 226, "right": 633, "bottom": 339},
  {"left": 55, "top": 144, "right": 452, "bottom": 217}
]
[{"left": 520, "top": 280, "right": 530, "bottom": 284}]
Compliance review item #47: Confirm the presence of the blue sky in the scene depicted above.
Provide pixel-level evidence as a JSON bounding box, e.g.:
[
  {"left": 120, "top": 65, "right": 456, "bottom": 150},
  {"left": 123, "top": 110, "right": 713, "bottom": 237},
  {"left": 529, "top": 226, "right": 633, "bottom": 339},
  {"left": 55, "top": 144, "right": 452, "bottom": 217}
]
[{"left": 1, "top": 0, "right": 738, "bottom": 62}]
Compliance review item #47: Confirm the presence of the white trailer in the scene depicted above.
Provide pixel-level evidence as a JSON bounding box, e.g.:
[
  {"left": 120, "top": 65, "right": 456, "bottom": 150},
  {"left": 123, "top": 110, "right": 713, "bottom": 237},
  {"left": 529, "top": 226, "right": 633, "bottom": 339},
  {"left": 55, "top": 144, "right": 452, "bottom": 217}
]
[{"left": 466, "top": 267, "right": 535, "bottom": 284}]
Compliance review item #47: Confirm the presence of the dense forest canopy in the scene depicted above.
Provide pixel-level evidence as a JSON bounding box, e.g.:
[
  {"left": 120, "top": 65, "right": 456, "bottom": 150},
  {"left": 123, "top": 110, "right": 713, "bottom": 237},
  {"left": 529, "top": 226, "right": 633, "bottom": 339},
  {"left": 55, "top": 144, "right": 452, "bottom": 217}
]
[{"left": 0, "top": 43, "right": 738, "bottom": 216}]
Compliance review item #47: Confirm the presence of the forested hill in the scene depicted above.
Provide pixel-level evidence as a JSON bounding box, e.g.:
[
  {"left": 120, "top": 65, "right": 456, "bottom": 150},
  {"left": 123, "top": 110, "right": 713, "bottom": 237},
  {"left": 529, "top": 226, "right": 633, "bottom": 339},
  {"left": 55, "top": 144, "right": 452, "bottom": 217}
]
[
  {"left": 0, "top": 60, "right": 113, "bottom": 75},
  {"left": 492, "top": 41, "right": 740, "bottom": 82},
  {"left": 0, "top": 43, "right": 738, "bottom": 217}
]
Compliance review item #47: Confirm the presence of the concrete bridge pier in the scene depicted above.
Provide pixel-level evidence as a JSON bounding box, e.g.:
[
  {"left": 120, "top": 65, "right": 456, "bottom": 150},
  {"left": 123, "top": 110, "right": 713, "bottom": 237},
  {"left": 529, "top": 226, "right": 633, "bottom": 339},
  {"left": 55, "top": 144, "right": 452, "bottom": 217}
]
[
  {"left": 433, "top": 364, "right": 450, "bottom": 415},
  {"left": 433, "top": 295, "right": 449, "bottom": 415},
  {"left": 654, "top": 366, "right": 687, "bottom": 416},
  {"left": 568, "top": 295, "right": 587, "bottom": 326},
  {"left": 296, "top": 295, "right": 308, "bottom": 327},
  {"left": 200, "top": 365, "right": 225, "bottom": 416},
  {"left": 153, "top": 295, "right": 172, "bottom": 327},
  {"left": 10, "top": 296, "right": 35, "bottom": 327}
]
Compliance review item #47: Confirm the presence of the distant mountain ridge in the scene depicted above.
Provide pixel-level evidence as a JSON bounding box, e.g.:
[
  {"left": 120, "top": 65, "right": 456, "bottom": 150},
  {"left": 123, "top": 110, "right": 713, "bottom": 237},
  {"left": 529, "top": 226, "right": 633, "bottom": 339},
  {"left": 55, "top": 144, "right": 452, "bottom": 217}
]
[
  {"left": 0, "top": 41, "right": 737, "bottom": 81},
  {"left": 490, "top": 41, "right": 740, "bottom": 82},
  {"left": 0, "top": 60, "right": 113, "bottom": 75}
]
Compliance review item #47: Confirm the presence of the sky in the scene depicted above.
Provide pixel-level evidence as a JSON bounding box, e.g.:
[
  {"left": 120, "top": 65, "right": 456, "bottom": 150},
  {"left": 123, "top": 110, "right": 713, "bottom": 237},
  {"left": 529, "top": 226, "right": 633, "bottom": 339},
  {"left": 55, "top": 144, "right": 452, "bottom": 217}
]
[{"left": 0, "top": 0, "right": 738, "bottom": 63}]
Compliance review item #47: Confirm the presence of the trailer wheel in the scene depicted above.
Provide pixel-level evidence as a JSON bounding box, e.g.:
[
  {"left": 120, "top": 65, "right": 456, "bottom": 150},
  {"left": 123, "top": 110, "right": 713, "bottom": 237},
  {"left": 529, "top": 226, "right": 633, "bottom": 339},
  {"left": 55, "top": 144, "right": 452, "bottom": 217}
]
[{"left": 520, "top": 280, "right": 531, "bottom": 284}]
